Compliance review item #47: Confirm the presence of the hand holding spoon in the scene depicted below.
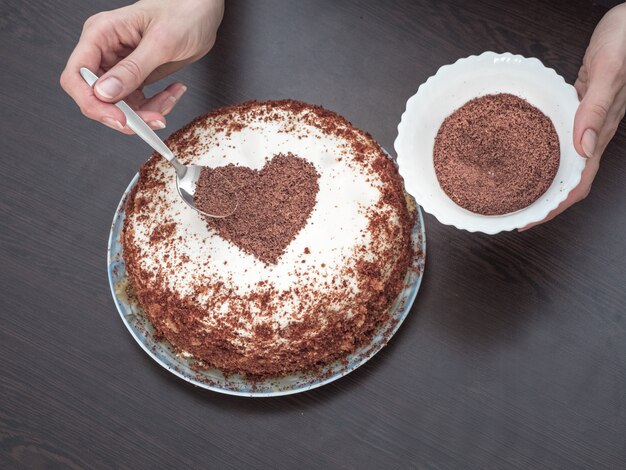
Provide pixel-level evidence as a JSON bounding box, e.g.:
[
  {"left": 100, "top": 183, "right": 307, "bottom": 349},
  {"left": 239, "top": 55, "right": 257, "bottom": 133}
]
[{"left": 79, "top": 67, "right": 237, "bottom": 218}]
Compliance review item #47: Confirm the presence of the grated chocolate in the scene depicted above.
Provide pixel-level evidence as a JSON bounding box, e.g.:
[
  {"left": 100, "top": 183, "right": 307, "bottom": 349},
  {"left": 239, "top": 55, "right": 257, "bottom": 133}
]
[{"left": 433, "top": 93, "right": 560, "bottom": 215}]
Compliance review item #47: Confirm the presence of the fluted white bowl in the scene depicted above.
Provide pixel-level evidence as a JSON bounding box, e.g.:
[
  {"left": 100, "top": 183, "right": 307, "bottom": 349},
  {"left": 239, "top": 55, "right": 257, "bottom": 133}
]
[{"left": 395, "top": 51, "right": 586, "bottom": 234}]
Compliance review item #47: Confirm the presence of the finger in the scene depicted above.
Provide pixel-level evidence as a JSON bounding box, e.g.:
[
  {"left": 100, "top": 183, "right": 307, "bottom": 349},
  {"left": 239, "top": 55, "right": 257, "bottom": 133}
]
[
  {"left": 577, "top": 64, "right": 588, "bottom": 86},
  {"left": 103, "top": 84, "right": 181, "bottom": 133},
  {"left": 123, "top": 89, "right": 148, "bottom": 108},
  {"left": 518, "top": 158, "right": 600, "bottom": 231},
  {"left": 114, "top": 111, "right": 168, "bottom": 135},
  {"left": 139, "top": 82, "right": 187, "bottom": 115},
  {"left": 573, "top": 72, "right": 621, "bottom": 159},
  {"left": 116, "top": 126, "right": 137, "bottom": 136},
  {"left": 144, "top": 60, "right": 195, "bottom": 85},
  {"left": 578, "top": 92, "right": 626, "bottom": 161},
  {"left": 575, "top": 66, "right": 588, "bottom": 99},
  {"left": 94, "top": 34, "right": 169, "bottom": 102},
  {"left": 574, "top": 77, "right": 587, "bottom": 100},
  {"left": 135, "top": 110, "right": 168, "bottom": 130},
  {"left": 594, "top": 112, "right": 623, "bottom": 159},
  {"left": 60, "top": 35, "right": 127, "bottom": 129},
  {"left": 518, "top": 186, "right": 586, "bottom": 231},
  {"left": 518, "top": 205, "right": 563, "bottom": 231},
  {"left": 93, "top": 88, "right": 168, "bottom": 133}
]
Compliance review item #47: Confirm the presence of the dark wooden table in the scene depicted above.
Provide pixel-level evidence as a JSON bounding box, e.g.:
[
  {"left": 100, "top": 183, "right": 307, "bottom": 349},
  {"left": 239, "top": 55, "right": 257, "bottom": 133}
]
[{"left": 2, "top": 0, "right": 625, "bottom": 468}]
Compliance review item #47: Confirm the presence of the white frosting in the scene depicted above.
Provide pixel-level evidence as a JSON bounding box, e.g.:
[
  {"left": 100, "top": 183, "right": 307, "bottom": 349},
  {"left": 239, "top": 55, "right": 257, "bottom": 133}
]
[{"left": 127, "top": 104, "right": 405, "bottom": 332}]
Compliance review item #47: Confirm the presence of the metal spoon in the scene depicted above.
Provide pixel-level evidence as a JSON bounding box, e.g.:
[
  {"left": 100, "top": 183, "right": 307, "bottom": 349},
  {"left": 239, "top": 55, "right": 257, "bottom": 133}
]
[{"left": 79, "top": 67, "right": 237, "bottom": 218}]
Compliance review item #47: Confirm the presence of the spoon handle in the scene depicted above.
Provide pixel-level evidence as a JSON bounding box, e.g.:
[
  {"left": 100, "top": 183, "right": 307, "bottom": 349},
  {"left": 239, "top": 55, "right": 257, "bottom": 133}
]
[{"left": 79, "top": 68, "right": 185, "bottom": 176}]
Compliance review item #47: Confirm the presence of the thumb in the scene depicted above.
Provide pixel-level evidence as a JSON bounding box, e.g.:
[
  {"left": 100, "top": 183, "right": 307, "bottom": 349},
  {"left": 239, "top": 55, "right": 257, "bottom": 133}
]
[
  {"left": 573, "top": 79, "right": 616, "bottom": 158},
  {"left": 94, "top": 38, "right": 166, "bottom": 102}
]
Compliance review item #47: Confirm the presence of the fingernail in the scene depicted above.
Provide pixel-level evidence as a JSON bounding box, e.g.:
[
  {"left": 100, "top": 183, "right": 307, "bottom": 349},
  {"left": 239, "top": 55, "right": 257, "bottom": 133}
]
[
  {"left": 149, "top": 120, "right": 166, "bottom": 129},
  {"left": 174, "top": 85, "right": 187, "bottom": 100},
  {"left": 95, "top": 76, "right": 123, "bottom": 99},
  {"left": 581, "top": 128, "right": 597, "bottom": 158},
  {"left": 160, "top": 86, "right": 187, "bottom": 115},
  {"left": 102, "top": 116, "right": 124, "bottom": 131},
  {"left": 160, "top": 96, "right": 177, "bottom": 115}
]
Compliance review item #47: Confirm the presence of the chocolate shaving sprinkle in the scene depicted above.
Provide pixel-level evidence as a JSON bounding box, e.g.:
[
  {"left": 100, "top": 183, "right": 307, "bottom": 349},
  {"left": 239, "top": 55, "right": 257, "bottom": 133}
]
[
  {"left": 199, "top": 153, "right": 320, "bottom": 264},
  {"left": 433, "top": 93, "right": 560, "bottom": 215},
  {"left": 194, "top": 170, "right": 239, "bottom": 217}
]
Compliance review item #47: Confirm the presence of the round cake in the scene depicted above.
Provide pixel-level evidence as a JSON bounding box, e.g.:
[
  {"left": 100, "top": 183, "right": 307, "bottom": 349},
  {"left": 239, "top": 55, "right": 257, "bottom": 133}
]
[{"left": 123, "top": 100, "right": 415, "bottom": 379}]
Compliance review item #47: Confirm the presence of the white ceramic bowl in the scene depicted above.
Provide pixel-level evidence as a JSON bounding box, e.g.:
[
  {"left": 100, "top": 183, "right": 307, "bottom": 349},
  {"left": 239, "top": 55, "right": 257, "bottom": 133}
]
[{"left": 394, "top": 51, "right": 586, "bottom": 234}]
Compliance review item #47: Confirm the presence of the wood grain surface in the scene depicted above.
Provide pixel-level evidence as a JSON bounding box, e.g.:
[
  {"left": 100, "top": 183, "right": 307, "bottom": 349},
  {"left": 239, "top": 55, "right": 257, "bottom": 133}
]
[{"left": 1, "top": 0, "right": 625, "bottom": 468}]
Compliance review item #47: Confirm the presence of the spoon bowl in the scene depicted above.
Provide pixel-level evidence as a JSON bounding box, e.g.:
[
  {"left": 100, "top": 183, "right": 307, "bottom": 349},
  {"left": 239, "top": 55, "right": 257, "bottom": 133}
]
[
  {"left": 175, "top": 164, "right": 202, "bottom": 212},
  {"left": 79, "top": 67, "right": 237, "bottom": 218}
]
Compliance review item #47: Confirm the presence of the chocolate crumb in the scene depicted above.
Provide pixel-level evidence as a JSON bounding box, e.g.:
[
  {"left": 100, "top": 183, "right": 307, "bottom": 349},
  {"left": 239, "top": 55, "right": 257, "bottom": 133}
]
[
  {"left": 149, "top": 222, "right": 176, "bottom": 243},
  {"left": 433, "top": 93, "right": 560, "bottom": 215},
  {"left": 194, "top": 170, "right": 238, "bottom": 217},
  {"left": 202, "top": 153, "right": 320, "bottom": 264}
]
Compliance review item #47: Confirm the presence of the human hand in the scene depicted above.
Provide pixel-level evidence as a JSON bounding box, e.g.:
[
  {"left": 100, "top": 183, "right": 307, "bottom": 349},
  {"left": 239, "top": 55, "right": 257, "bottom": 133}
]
[
  {"left": 521, "top": 3, "right": 626, "bottom": 230},
  {"left": 60, "top": 0, "right": 224, "bottom": 133}
]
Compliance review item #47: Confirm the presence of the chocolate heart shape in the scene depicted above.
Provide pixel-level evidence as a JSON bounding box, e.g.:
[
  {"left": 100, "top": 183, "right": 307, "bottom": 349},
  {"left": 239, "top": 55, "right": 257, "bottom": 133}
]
[{"left": 195, "top": 153, "right": 320, "bottom": 264}]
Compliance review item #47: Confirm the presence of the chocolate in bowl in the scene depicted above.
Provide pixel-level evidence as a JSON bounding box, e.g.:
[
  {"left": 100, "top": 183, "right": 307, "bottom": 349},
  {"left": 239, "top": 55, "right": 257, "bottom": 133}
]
[{"left": 433, "top": 93, "right": 560, "bottom": 216}]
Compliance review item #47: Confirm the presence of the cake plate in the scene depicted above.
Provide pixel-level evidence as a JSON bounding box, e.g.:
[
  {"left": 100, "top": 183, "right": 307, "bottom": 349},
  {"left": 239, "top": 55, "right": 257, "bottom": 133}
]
[{"left": 107, "top": 174, "right": 426, "bottom": 397}]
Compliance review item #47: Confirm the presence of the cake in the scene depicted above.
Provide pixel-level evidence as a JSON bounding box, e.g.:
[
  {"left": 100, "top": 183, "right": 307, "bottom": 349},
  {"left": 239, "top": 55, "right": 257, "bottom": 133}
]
[
  {"left": 433, "top": 93, "right": 560, "bottom": 215},
  {"left": 122, "top": 100, "right": 415, "bottom": 379}
]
